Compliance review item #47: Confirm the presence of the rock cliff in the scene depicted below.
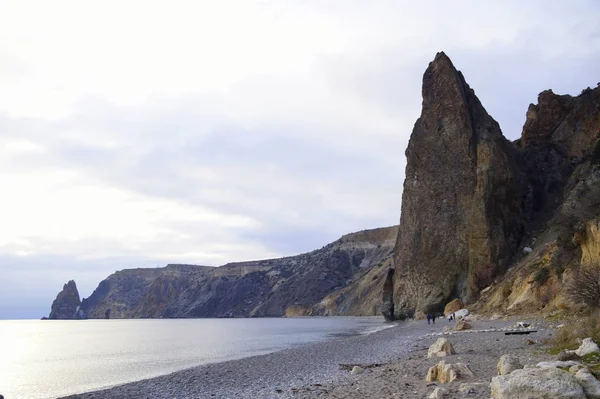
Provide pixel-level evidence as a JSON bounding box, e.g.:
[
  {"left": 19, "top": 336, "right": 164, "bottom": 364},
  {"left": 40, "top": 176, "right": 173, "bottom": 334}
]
[
  {"left": 72, "top": 226, "right": 397, "bottom": 318},
  {"left": 391, "top": 52, "right": 522, "bottom": 317},
  {"left": 389, "top": 52, "right": 600, "bottom": 318},
  {"left": 48, "top": 280, "right": 84, "bottom": 319}
]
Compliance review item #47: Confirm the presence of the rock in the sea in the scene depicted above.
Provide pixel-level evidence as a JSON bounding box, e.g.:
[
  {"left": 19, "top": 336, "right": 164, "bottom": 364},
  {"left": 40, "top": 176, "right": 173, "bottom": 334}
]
[
  {"left": 427, "top": 338, "right": 456, "bottom": 358},
  {"left": 490, "top": 368, "right": 586, "bottom": 399},
  {"left": 350, "top": 366, "right": 364, "bottom": 375},
  {"left": 575, "top": 368, "right": 600, "bottom": 399},
  {"left": 392, "top": 51, "right": 521, "bottom": 317},
  {"left": 429, "top": 387, "right": 449, "bottom": 398},
  {"left": 48, "top": 280, "right": 82, "bottom": 320},
  {"left": 443, "top": 299, "right": 464, "bottom": 316},
  {"left": 426, "top": 360, "right": 473, "bottom": 383},
  {"left": 575, "top": 337, "right": 600, "bottom": 357},
  {"left": 497, "top": 354, "right": 523, "bottom": 375}
]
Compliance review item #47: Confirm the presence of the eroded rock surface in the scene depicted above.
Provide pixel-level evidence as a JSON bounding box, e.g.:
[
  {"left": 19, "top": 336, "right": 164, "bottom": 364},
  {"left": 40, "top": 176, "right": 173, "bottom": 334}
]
[
  {"left": 490, "top": 368, "right": 586, "bottom": 399},
  {"left": 392, "top": 52, "right": 521, "bottom": 317}
]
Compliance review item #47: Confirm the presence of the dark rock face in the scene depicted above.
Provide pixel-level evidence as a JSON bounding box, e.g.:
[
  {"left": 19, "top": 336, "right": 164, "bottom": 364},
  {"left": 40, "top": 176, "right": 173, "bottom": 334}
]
[
  {"left": 49, "top": 280, "right": 83, "bottom": 320},
  {"left": 381, "top": 268, "right": 395, "bottom": 320},
  {"left": 392, "top": 52, "right": 522, "bottom": 317},
  {"left": 71, "top": 226, "right": 397, "bottom": 318}
]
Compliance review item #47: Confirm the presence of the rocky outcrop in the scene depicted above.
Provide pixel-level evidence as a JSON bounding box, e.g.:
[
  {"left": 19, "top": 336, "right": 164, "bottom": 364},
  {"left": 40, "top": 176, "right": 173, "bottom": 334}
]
[
  {"left": 392, "top": 52, "right": 522, "bottom": 317},
  {"left": 48, "top": 280, "right": 83, "bottom": 320},
  {"left": 381, "top": 268, "right": 395, "bottom": 320},
  {"left": 70, "top": 226, "right": 397, "bottom": 319}
]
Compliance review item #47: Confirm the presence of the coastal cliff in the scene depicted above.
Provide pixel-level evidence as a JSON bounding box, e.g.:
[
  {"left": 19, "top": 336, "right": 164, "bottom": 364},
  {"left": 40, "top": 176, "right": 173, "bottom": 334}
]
[
  {"left": 48, "top": 52, "right": 600, "bottom": 320},
  {"left": 64, "top": 226, "right": 398, "bottom": 319},
  {"left": 388, "top": 52, "right": 600, "bottom": 318}
]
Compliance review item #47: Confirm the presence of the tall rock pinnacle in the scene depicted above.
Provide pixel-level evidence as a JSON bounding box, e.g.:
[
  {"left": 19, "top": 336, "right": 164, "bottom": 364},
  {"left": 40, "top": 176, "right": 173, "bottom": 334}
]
[
  {"left": 391, "top": 52, "right": 522, "bottom": 317},
  {"left": 48, "top": 280, "right": 83, "bottom": 319}
]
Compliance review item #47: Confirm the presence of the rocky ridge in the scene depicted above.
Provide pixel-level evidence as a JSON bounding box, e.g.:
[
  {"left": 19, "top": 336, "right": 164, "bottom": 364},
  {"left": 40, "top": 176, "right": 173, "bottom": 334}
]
[{"left": 50, "top": 226, "right": 398, "bottom": 319}]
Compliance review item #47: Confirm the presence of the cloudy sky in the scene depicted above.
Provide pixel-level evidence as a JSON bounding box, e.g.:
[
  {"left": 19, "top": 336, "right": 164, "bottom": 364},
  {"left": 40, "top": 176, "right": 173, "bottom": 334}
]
[{"left": 1, "top": 1, "right": 599, "bottom": 319}]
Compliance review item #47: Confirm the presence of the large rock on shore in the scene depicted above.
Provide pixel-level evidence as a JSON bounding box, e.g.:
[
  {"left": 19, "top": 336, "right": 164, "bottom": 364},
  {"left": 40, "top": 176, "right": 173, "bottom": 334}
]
[
  {"left": 427, "top": 338, "right": 456, "bottom": 358},
  {"left": 48, "top": 280, "right": 83, "bottom": 320},
  {"left": 443, "top": 299, "right": 464, "bottom": 316},
  {"left": 497, "top": 354, "right": 523, "bottom": 375},
  {"left": 574, "top": 368, "right": 600, "bottom": 399},
  {"left": 426, "top": 360, "right": 473, "bottom": 383},
  {"left": 575, "top": 338, "right": 600, "bottom": 357},
  {"left": 392, "top": 52, "right": 521, "bottom": 317},
  {"left": 490, "top": 368, "right": 586, "bottom": 399}
]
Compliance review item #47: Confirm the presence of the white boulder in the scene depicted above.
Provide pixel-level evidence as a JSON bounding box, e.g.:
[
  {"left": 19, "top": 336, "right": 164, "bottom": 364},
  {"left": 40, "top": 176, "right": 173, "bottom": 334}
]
[
  {"left": 523, "top": 247, "right": 533, "bottom": 253},
  {"left": 575, "top": 368, "right": 600, "bottom": 399},
  {"left": 497, "top": 354, "right": 523, "bottom": 375},
  {"left": 454, "top": 308, "right": 470, "bottom": 320},
  {"left": 575, "top": 337, "right": 600, "bottom": 357},
  {"left": 350, "top": 366, "right": 363, "bottom": 375},
  {"left": 427, "top": 338, "right": 456, "bottom": 359},
  {"left": 490, "top": 367, "right": 586, "bottom": 399}
]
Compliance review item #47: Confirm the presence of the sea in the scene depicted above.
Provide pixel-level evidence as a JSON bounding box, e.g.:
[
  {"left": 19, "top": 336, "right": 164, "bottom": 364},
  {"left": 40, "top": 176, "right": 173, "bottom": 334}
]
[{"left": 0, "top": 316, "right": 391, "bottom": 399}]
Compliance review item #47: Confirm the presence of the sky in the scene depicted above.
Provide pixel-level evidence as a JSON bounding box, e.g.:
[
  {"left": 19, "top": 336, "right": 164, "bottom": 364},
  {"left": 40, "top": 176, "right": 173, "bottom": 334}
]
[{"left": 1, "top": 1, "right": 599, "bottom": 319}]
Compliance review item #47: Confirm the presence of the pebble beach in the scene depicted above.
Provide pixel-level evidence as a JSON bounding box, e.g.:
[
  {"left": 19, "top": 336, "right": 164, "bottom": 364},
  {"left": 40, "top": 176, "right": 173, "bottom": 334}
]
[{"left": 62, "top": 318, "right": 553, "bottom": 399}]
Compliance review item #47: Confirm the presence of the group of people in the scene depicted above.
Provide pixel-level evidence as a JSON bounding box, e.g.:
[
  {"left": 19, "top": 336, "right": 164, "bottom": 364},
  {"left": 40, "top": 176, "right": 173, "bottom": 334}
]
[{"left": 426, "top": 312, "right": 457, "bottom": 324}]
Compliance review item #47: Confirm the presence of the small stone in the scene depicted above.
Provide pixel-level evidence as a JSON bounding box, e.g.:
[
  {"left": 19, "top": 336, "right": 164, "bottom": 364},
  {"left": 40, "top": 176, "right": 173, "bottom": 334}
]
[
  {"left": 455, "top": 320, "right": 472, "bottom": 331},
  {"left": 497, "top": 354, "right": 523, "bottom": 375},
  {"left": 558, "top": 351, "right": 580, "bottom": 361},
  {"left": 459, "top": 382, "right": 488, "bottom": 395},
  {"left": 429, "top": 387, "right": 449, "bottom": 398},
  {"left": 569, "top": 365, "right": 587, "bottom": 374},
  {"left": 351, "top": 366, "right": 364, "bottom": 375}
]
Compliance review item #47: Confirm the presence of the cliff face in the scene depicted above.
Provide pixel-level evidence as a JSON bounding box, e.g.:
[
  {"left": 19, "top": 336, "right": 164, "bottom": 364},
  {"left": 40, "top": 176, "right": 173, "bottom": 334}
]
[
  {"left": 473, "top": 86, "right": 600, "bottom": 315},
  {"left": 390, "top": 52, "right": 600, "bottom": 318},
  {"left": 48, "top": 280, "right": 83, "bottom": 319},
  {"left": 391, "top": 52, "right": 522, "bottom": 317},
  {"left": 75, "top": 226, "right": 397, "bottom": 318}
]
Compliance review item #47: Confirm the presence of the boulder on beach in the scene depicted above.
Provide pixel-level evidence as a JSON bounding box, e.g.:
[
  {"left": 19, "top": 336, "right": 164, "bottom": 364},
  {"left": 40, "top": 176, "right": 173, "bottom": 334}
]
[
  {"left": 497, "top": 354, "right": 523, "bottom": 375},
  {"left": 459, "top": 383, "right": 488, "bottom": 395},
  {"left": 426, "top": 360, "right": 473, "bottom": 383},
  {"left": 443, "top": 299, "right": 464, "bottom": 316},
  {"left": 537, "top": 360, "right": 582, "bottom": 369},
  {"left": 575, "top": 368, "right": 600, "bottom": 399},
  {"left": 490, "top": 368, "right": 586, "bottom": 399},
  {"left": 575, "top": 338, "right": 600, "bottom": 357},
  {"left": 350, "top": 366, "right": 364, "bottom": 375},
  {"left": 427, "top": 338, "right": 456, "bottom": 358},
  {"left": 453, "top": 308, "right": 470, "bottom": 320}
]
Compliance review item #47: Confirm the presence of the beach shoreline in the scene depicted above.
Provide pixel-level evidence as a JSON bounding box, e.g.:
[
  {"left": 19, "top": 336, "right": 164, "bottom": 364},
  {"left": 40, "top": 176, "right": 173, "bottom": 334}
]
[{"left": 62, "top": 317, "right": 553, "bottom": 399}]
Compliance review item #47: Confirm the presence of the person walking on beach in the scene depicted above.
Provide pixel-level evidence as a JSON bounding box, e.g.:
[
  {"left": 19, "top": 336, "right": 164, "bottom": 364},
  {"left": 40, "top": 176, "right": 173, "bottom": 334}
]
[
  {"left": 432, "top": 314, "right": 436, "bottom": 324},
  {"left": 426, "top": 314, "right": 431, "bottom": 324}
]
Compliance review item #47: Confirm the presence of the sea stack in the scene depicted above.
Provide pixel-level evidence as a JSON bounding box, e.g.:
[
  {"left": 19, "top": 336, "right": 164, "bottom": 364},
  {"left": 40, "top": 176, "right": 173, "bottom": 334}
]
[
  {"left": 48, "top": 280, "right": 84, "bottom": 319},
  {"left": 391, "top": 52, "right": 522, "bottom": 317}
]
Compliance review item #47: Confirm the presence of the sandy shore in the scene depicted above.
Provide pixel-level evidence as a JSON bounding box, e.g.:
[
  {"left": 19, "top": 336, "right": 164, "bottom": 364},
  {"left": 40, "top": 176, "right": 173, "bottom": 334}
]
[{"left": 63, "top": 318, "right": 554, "bottom": 399}]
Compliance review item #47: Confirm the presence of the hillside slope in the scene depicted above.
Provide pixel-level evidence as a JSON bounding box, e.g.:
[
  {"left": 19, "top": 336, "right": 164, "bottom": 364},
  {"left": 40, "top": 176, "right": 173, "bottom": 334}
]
[{"left": 66, "top": 226, "right": 397, "bottom": 319}]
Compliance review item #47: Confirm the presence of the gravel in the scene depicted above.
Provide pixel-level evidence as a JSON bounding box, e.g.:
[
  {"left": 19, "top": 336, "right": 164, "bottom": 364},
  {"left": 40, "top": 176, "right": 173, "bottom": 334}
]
[{"left": 62, "top": 318, "right": 555, "bottom": 399}]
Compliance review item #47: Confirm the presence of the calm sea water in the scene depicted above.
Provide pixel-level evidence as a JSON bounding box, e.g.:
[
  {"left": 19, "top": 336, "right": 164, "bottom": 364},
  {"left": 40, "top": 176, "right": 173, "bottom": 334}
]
[{"left": 0, "top": 317, "right": 389, "bottom": 399}]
